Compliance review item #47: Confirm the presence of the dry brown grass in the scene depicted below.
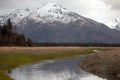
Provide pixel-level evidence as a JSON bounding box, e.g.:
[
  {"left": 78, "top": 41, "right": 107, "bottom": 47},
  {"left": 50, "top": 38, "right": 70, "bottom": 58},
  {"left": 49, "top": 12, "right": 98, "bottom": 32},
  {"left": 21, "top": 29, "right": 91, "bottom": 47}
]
[
  {"left": 80, "top": 47, "right": 120, "bottom": 79},
  {"left": 0, "top": 47, "right": 90, "bottom": 54}
]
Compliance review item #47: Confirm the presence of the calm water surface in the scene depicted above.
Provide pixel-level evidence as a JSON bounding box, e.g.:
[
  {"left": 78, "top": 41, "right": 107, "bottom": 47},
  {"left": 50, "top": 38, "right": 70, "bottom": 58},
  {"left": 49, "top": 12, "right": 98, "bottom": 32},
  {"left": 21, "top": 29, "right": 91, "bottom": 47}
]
[{"left": 9, "top": 56, "right": 107, "bottom": 80}]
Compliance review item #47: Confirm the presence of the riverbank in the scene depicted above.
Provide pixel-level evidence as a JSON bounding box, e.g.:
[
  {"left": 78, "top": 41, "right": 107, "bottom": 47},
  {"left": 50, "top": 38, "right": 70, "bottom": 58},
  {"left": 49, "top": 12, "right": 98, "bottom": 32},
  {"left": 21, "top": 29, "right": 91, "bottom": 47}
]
[
  {"left": 0, "top": 47, "right": 97, "bottom": 80},
  {"left": 80, "top": 47, "right": 120, "bottom": 80}
]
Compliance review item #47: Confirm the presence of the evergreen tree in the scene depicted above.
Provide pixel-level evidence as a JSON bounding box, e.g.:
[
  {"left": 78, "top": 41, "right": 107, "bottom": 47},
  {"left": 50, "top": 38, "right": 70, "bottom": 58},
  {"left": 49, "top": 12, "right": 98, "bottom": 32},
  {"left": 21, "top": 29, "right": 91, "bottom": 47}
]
[
  {"left": 6, "top": 18, "right": 12, "bottom": 33},
  {"left": 6, "top": 18, "right": 13, "bottom": 41},
  {"left": 27, "top": 38, "right": 33, "bottom": 47},
  {"left": 20, "top": 33, "right": 27, "bottom": 46},
  {"left": 0, "top": 25, "right": 2, "bottom": 36},
  {"left": 0, "top": 18, "right": 33, "bottom": 46},
  {"left": 0, "top": 25, "right": 2, "bottom": 42},
  {"left": 2, "top": 24, "right": 7, "bottom": 35},
  {"left": 21, "top": 33, "right": 26, "bottom": 41}
]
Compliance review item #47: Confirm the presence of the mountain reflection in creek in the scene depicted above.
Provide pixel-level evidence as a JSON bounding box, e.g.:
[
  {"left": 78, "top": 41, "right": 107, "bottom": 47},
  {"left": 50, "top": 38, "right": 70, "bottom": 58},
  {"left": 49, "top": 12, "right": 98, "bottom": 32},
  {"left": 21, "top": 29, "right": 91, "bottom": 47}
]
[{"left": 9, "top": 56, "right": 106, "bottom": 80}]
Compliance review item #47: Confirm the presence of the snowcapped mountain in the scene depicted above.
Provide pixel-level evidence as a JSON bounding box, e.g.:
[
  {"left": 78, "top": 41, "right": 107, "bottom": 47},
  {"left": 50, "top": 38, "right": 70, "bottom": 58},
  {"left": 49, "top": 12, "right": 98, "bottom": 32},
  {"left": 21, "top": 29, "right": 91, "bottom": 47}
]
[
  {"left": 1, "top": 2, "right": 120, "bottom": 43},
  {"left": 106, "top": 19, "right": 120, "bottom": 30},
  {"left": 0, "top": 3, "right": 82, "bottom": 25},
  {"left": 21, "top": 3, "right": 83, "bottom": 24},
  {"left": 0, "top": 7, "right": 32, "bottom": 25}
]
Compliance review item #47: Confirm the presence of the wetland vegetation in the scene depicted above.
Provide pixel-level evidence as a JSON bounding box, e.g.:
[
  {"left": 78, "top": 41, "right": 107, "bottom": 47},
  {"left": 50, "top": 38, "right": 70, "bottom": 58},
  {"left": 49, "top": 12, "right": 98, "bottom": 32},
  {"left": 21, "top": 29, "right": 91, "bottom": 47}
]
[{"left": 0, "top": 47, "right": 95, "bottom": 80}]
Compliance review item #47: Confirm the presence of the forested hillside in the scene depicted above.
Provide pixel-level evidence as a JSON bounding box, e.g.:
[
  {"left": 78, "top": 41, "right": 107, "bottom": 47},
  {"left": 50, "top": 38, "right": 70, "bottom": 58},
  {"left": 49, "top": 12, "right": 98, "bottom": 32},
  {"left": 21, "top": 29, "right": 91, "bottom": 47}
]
[{"left": 0, "top": 19, "right": 33, "bottom": 46}]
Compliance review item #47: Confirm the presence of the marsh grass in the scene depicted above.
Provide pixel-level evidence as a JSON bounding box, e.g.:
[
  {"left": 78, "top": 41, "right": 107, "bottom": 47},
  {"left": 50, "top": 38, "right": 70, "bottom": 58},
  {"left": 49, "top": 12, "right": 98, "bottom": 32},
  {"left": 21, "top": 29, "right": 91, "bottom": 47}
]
[
  {"left": 0, "top": 47, "right": 96, "bottom": 80},
  {"left": 0, "top": 69, "right": 13, "bottom": 80}
]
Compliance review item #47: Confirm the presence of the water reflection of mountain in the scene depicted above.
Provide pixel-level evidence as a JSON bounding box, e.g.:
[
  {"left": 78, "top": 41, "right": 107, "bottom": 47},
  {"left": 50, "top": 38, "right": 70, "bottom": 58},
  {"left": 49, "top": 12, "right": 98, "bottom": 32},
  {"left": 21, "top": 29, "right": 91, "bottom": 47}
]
[{"left": 10, "top": 56, "right": 105, "bottom": 80}]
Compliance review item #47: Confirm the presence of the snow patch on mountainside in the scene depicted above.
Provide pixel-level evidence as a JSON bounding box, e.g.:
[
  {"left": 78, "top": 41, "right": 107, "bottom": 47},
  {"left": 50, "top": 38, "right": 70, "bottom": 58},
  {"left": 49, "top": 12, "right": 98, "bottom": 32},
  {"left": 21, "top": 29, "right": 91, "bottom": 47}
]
[
  {"left": 106, "top": 19, "right": 120, "bottom": 30},
  {"left": 5, "top": 8, "right": 32, "bottom": 25},
  {"left": 0, "top": 16, "right": 5, "bottom": 25}
]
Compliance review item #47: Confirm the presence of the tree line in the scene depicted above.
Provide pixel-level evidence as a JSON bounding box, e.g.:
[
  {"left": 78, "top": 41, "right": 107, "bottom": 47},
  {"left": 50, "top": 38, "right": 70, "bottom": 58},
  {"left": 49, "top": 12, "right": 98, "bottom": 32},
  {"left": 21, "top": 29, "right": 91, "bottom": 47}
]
[
  {"left": 0, "top": 19, "right": 33, "bottom": 46},
  {"left": 34, "top": 42, "right": 120, "bottom": 47}
]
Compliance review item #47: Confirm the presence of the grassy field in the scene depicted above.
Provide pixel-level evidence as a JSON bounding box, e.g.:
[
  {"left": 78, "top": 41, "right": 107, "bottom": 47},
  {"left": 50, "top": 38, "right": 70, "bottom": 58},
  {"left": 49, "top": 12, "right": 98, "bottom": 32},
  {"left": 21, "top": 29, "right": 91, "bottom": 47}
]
[
  {"left": 0, "top": 47, "right": 97, "bottom": 80},
  {"left": 80, "top": 47, "right": 120, "bottom": 80}
]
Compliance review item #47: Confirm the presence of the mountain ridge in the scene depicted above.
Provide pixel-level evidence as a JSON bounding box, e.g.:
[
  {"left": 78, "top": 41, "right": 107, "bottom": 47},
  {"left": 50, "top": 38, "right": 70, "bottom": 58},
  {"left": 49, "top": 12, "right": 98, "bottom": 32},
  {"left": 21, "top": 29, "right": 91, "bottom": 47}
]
[
  {"left": 1, "top": 3, "right": 120, "bottom": 43},
  {"left": 0, "top": 3, "right": 83, "bottom": 25}
]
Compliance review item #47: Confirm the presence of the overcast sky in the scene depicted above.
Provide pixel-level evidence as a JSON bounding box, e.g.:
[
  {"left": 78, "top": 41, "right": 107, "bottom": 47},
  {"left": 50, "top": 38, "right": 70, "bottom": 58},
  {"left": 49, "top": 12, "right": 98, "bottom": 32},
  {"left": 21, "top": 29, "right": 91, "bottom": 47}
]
[{"left": 0, "top": 0, "right": 120, "bottom": 24}]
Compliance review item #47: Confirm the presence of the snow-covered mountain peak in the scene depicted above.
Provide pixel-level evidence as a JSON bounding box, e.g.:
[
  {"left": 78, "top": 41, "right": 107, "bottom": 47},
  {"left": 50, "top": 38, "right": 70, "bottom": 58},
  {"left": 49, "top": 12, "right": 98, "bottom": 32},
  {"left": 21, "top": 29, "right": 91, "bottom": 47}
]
[
  {"left": 26, "top": 2, "right": 81, "bottom": 23},
  {"left": 0, "top": 2, "right": 82, "bottom": 25},
  {"left": 31, "top": 2, "right": 68, "bottom": 17},
  {"left": 38, "top": 3, "right": 67, "bottom": 13}
]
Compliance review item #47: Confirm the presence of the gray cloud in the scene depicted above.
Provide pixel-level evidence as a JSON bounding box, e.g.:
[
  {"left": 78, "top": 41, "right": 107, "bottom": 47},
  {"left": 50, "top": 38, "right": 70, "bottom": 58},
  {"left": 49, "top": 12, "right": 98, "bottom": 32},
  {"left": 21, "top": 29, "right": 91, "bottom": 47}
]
[
  {"left": 104, "top": 0, "right": 120, "bottom": 10},
  {"left": 0, "top": 0, "right": 39, "bottom": 9},
  {"left": 0, "top": 0, "right": 58, "bottom": 9},
  {"left": 0, "top": 0, "right": 10, "bottom": 9}
]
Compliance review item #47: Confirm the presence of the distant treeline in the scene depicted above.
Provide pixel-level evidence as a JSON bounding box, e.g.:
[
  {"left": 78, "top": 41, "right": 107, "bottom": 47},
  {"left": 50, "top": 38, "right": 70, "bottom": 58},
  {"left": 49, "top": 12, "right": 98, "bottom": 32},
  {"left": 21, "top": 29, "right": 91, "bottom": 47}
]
[
  {"left": 0, "top": 19, "right": 33, "bottom": 46},
  {"left": 34, "top": 42, "right": 120, "bottom": 47}
]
